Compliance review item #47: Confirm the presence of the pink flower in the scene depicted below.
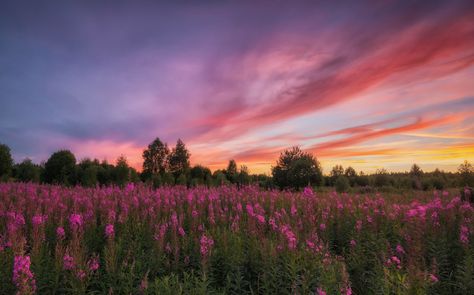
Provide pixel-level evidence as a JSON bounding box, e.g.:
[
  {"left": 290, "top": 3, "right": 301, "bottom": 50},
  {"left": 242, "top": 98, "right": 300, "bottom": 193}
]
[
  {"left": 32, "top": 214, "right": 46, "bottom": 227},
  {"left": 320, "top": 223, "right": 326, "bottom": 231},
  {"left": 63, "top": 254, "right": 75, "bottom": 270},
  {"left": 256, "top": 214, "right": 266, "bottom": 224},
  {"left": 460, "top": 225, "right": 469, "bottom": 245},
  {"left": 317, "top": 288, "right": 327, "bottom": 295},
  {"left": 178, "top": 227, "right": 186, "bottom": 237},
  {"left": 429, "top": 274, "right": 439, "bottom": 283},
  {"left": 88, "top": 257, "right": 100, "bottom": 272},
  {"left": 105, "top": 224, "right": 115, "bottom": 239},
  {"left": 56, "top": 227, "right": 65, "bottom": 240},
  {"left": 69, "top": 213, "right": 83, "bottom": 231},
  {"left": 76, "top": 269, "right": 86, "bottom": 280},
  {"left": 396, "top": 244, "right": 405, "bottom": 254},
  {"left": 350, "top": 239, "right": 356, "bottom": 247},
  {"left": 13, "top": 255, "right": 36, "bottom": 294},
  {"left": 200, "top": 234, "right": 215, "bottom": 257},
  {"left": 303, "top": 187, "right": 314, "bottom": 197}
]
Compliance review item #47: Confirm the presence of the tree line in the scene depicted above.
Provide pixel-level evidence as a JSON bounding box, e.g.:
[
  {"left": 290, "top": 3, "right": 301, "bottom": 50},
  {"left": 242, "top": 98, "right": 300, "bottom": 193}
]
[{"left": 0, "top": 140, "right": 473, "bottom": 191}]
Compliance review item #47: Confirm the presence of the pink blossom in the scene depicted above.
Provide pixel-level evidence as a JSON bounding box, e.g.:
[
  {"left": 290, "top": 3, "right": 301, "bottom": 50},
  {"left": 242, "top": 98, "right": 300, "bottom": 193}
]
[
  {"left": 317, "top": 288, "right": 327, "bottom": 295},
  {"left": 63, "top": 254, "right": 75, "bottom": 270},
  {"left": 396, "top": 244, "right": 405, "bottom": 254},
  {"left": 320, "top": 223, "right": 326, "bottom": 231},
  {"left": 460, "top": 225, "right": 469, "bottom": 245},
  {"left": 350, "top": 239, "right": 356, "bottom": 247},
  {"left": 32, "top": 214, "right": 46, "bottom": 226},
  {"left": 88, "top": 257, "right": 100, "bottom": 272},
  {"left": 56, "top": 227, "right": 65, "bottom": 240},
  {"left": 178, "top": 227, "right": 186, "bottom": 237},
  {"left": 256, "top": 214, "right": 266, "bottom": 224},
  {"left": 105, "top": 224, "right": 115, "bottom": 238},
  {"left": 429, "top": 274, "right": 439, "bottom": 283},
  {"left": 303, "top": 187, "right": 314, "bottom": 197},
  {"left": 200, "top": 234, "right": 215, "bottom": 257},
  {"left": 69, "top": 213, "right": 83, "bottom": 231},
  {"left": 13, "top": 255, "right": 36, "bottom": 294}
]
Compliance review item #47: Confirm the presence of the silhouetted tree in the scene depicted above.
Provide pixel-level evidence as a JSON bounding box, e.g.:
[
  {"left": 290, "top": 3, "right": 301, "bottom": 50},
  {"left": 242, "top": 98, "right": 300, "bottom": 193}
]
[
  {"left": 272, "top": 146, "right": 323, "bottom": 190},
  {"left": 458, "top": 160, "right": 473, "bottom": 186},
  {"left": 344, "top": 166, "right": 357, "bottom": 186},
  {"left": 329, "top": 165, "right": 344, "bottom": 186},
  {"left": 190, "top": 165, "right": 212, "bottom": 186},
  {"left": 168, "top": 139, "right": 190, "bottom": 180},
  {"left": 0, "top": 143, "right": 13, "bottom": 180},
  {"left": 239, "top": 165, "right": 251, "bottom": 186},
  {"left": 113, "top": 155, "right": 130, "bottom": 187},
  {"left": 14, "top": 158, "right": 41, "bottom": 183},
  {"left": 43, "top": 150, "right": 76, "bottom": 185},
  {"left": 226, "top": 160, "right": 238, "bottom": 184},
  {"left": 142, "top": 137, "right": 169, "bottom": 180}
]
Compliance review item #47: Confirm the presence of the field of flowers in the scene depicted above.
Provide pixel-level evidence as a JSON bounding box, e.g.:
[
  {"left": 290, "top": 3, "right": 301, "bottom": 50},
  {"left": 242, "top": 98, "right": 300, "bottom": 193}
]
[{"left": 0, "top": 183, "right": 473, "bottom": 294}]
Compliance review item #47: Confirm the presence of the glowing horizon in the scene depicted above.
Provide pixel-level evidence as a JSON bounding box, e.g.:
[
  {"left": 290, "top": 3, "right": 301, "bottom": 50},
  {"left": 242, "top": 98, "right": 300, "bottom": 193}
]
[{"left": 1, "top": 1, "right": 473, "bottom": 174}]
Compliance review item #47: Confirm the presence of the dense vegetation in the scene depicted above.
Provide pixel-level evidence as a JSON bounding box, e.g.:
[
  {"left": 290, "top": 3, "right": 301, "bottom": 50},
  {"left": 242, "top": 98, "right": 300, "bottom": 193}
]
[
  {"left": 0, "top": 140, "right": 473, "bottom": 191},
  {"left": 0, "top": 183, "right": 473, "bottom": 294}
]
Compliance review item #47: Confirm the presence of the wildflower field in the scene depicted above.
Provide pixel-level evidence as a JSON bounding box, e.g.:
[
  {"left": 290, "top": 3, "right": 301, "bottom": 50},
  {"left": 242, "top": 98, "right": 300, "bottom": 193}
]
[{"left": 0, "top": 183, "right": 473, "bottom": 294}]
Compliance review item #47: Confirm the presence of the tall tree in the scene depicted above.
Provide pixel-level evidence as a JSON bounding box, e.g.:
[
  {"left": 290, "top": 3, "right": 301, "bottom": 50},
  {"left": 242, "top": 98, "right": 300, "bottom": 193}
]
[
  {"left": 142, "top": 137, "right": 169, "bottom": 180},
  {"left": 168, "top": 139, "right": 190, "bottom": 179},
  {"left": 43, "top": 150, "right": 77, "bottom": 185},
  {"left": 272, "top": 146, "right": 323, "bottom": 190},
  {"left": 14, "top": 158, "right": 41, "bottom": 183},
  {"left": 0, "top": 143, "right": 13, "bottom": 180},
  {"left": 114, "top": 155, "right": 130, "bottom": 187},
  {"left": 226, "top": 159, "right": 238, "bottom": 184}
]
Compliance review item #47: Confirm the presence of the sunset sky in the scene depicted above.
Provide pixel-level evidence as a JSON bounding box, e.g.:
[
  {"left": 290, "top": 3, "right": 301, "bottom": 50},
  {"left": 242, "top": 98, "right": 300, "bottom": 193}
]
[{"left": 1, "top": 1, "right": 473, "bottom": 174}]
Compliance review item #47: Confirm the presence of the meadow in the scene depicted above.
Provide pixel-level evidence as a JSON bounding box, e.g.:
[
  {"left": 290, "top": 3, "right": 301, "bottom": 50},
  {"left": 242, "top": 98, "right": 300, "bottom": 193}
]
[{"left": 0, "top": 183, "right": 473, "bottom": 294}]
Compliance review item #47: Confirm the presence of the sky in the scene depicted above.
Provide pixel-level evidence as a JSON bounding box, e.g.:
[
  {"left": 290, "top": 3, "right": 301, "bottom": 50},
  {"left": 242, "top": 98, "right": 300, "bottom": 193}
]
[{"left": 1, "top": 1, "right": 473, "bottom": 174}]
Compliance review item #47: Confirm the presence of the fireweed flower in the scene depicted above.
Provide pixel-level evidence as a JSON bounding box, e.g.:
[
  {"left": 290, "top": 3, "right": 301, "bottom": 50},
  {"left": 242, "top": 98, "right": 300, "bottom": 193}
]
[
  {"left": 178, "top": 227, "right": 186, "bottom": 237},
  {"left": 460, "top": 225, "right": 469, "bottom": 245},
  {"left": 63, "top": 254, "right": 75, "bottom": 270},
  {"left": 13, "top": 255, "right": 36, "bottom": 294},
  {"left": 429, "top": 274, "right": 439, "bottom": 283},
  {"left": 69, "top": 213, "right": 83, "bottom": 231},
  {"left": 396, "top": 244, "right": 405, "bottom": 255},
  {"left": 303, "top": 186, "right": 314, "bottom": 197},
  {"left": 200, "top": 234, "right": 214, "bottom": 257},
  {"left": 87, "top": 257, "right": 100, "bottom": 272},
  {"left": 56, "top": 227, "right": 65, "bottom": 240},
  {"left": 32, "top": 214, "right": 46, "bottom": 227},
  {"left": 350, "top": 239, "right": 356, "bottom": 247},
  {"left": 105, "top": 224, "right": 115, "bottom": 239},
  {"left": 317, "top": 288, "right": 327, "bottom": 295}
]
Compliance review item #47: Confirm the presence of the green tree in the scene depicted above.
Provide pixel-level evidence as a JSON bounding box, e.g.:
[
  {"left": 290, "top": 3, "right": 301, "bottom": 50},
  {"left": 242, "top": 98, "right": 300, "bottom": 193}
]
[
  {"left": 225, "top": 160, "right": 238, "bottom": 184},
  {"left": 458, "top": 160, "right": 473, "bottom": 186},
  {"left": 329, "top": 165, "right": 344, "bottom": 186},
  {"left": 272, "top": 146, "right": 323, "bottom": 190},
  {"left": 14, "top": 158, "right": 41, "bottom": 183},
  {"left": 113, "top": 155, "right": 130, "bottom": 187},
  {"left": 410, "top": 164, "right": 423, "bottom": 190},
  {"left": 344, "top": 166, "right": 357, "bottom": 186},
  {"left": 190, "top": 165, "right": 212, "bottom": 186},
  {"left": 43, "top": 150, "right": 77, "bottom": 185},
  {"left": 0, "top": 143, "right": 14, "bottom": 180},
  {"left": 142, "top": 137, "right": 169, "bottom": 180},
  {"left": 168, "top": 139, "right": 190, "bottom": 180},
  {"left": 238, "top": 165, "right": 251, "bottom": 186},
  {"left": 77, "top": 158, "right": 99, "bottom": 187}
]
